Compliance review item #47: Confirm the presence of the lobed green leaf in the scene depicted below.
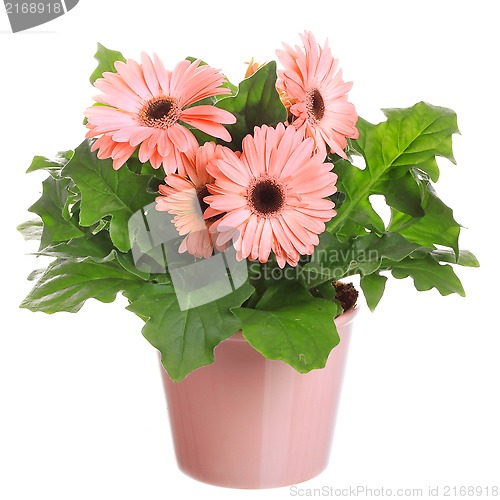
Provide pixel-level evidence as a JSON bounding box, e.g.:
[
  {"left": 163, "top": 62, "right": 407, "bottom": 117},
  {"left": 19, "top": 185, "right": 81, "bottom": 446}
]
[
  {"left": 26, "top": 151, "right": 74, "bottom": 175},
  {"left": 125, "top": 283, "right": 254, "bottom": 381},
  {"left": 21, "top": 257, "right": 142, "bottom": 314},
  {"left": 62, "top": 140, "right": 156, "bottom": 252},
  {"left": 89, "top": 43, "right": 126, "bottom": 84},
  {"left": 28, "top": 176, "right": 85, "bottom": 249},
  {"left": 430, "top": 249, "right": 480, "bottom": 268},
  {"left": 17, "top": 219, "right": 43, "bottom": 241},
  {"left": 329, "top": 102, "right": 460, "bottom": 236},
  {"left": 390, "top": 255, "right": 465, "bottom": 297},
  {"left": 360, "top": 273, "right": 388, "bottom": 312},
  {"left": 233, "top": 284, "right": 340, "bottom": 373},
  {"left": 216, "top": 61, "right": 287, "bottom": 150},
  {"left": 388, "top": 181, "right": 461, "bottom": 256},
  {"left": 301, "top": 231, "right": 421, "bottom": 288}
]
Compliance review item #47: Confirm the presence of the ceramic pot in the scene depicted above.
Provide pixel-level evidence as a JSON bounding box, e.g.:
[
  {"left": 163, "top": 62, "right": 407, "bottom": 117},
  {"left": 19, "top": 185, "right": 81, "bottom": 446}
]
[{"left": 160, "top": 306, "right": 358, "bottom": 489}]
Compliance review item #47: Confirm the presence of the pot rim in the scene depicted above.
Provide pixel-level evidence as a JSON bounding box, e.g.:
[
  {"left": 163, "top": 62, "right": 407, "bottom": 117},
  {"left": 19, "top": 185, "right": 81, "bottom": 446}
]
[
  {"left": 334, "top": 304, "right": 359, "bottom": 329},
  {"left": 227, "top": 304, "right": 359, "bottom": 343}
]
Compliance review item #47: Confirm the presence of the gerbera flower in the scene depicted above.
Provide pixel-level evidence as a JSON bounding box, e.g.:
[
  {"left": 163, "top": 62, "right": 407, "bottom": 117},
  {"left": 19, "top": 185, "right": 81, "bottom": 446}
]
[
  {"left": 155, "top": 142, "right": 223, "bottom": 259},
  {"left": 85, "top": 53, "right": 236, "bottom": 172},
  {"left": 276, "top": 31, "right": 359, "bottom": 158},
  {"left": 205, "top": 124, "right": 337, "bottom": 268}
]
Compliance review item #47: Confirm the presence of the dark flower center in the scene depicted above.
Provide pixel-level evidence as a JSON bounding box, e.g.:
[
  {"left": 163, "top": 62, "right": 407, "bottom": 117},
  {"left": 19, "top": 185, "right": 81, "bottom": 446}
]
[
  {"left": 140, "top": 97, "right": 180, "bottom": 129},
  {"left": 147, "top": 100, "right": 173, "bottom": 120},
  {"left": 197, "top": 185, "right": 223, "bottom": 225},
  {"left": 309, "top": 88, "right": 325, "bottom": 121},
  {"left": 197, "top": 186, "right": 210, "bottom": 215},
  {"left": 250, "top": 179, "right": 285, "bottom": 216}
]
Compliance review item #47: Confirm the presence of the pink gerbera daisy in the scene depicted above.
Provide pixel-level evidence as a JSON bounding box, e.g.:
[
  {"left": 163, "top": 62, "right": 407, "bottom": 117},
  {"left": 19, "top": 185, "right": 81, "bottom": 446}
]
[
  {"left": 276, "top": 31, "right": 359, "bottom": 158},
  {"left": 85, "top": 53, "right": 236, "bottom": 172},
  {"left": 205, "top": 124, "right": 338, "bottom": 268},
  {"left": 155, "top": 142, "right": 223, "bottom": 259}
]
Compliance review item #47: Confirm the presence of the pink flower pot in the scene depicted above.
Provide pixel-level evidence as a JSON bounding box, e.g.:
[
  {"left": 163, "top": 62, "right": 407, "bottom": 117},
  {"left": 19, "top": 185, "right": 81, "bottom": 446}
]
[{"left": 160, "top": 307, "right": 358, "bottom": 489}]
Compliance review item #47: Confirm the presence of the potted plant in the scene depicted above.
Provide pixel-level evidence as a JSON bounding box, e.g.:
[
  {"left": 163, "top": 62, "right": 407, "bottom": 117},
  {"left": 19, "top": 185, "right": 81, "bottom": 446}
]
[{"left": 19, "top": 32, "right": 478, "bottom": 489}]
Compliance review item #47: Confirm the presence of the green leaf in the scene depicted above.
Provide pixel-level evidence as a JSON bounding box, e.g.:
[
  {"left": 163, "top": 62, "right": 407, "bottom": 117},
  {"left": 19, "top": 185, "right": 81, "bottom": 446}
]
[
  {"left": 28, "top": 176, "right": 85, "bottom": 249},
  {"left": 382, "top": 103, "right": 458, "bottom": 166},
  {"left": 368, "top": 232, "right": 423, "bottom": 263},
  {"left": 300, "top": 233, "right": 354, "bottom": 287},
  {"left": 113, "top": 252, "right": 151, "bottom": 281},
  {"left": 216, "top": 61, "right": 287, "bottom": 150},
  {"left": 328, "top": 102, "right": 459, "bottom": 234},
  {"left": 26, "top": 151, "right": 74, "bottom": 174},
  {"left": 125, "top": 283, "right": 254, "bottom": 382},
  {"left": 333, "top": 160, "right": 385, "bottom": 233},
  {"left": 252, "top": 280, "right": 304, "bottom": 310},
  {"left": 34, "top": 231, "right": 113, "bottom": 259},
  {"left": 372, "top": 170, "right": 425, "bottom": 217},
  {"left": 62, "top": 140, "right": 156, "bottom": 252},
  {"left": 415, "top": 157, "right": 441, "bottom": 183},
  {"left": 360, "top": 273, "right": 388, "bottom": 312},
  {"left": 311, "top": 282, "right": 339, "bottom": 302},
  {"left": 33, "top": 230, "right": 149, "bottom": 277},
  {"left": 90, "top": 43, "right": 126, "bottom": 84},
  {"left": 430, "top": 249, "right": 480, "bottom": 268},
  {"left": 388, "top": 182, "right": 461, "bottom": 255},
  {"left": 17, "top": 219, "right": 43, "bottom": 241},
  {"left": 391, "top": 255, "right": 465, "bottom": 297},
  {"left": 233, "top": 284, "right": 340, "bottom": 374},
  {"left": 301, "top": 231, "right": 420, "bottom": 288},
  {"left": 21, "top": 258, "right": 142, "bottom": 314}
]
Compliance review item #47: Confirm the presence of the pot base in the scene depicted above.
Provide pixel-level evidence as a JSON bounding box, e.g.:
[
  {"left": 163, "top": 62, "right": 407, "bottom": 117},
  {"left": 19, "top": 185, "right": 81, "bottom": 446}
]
[{"left": 160, "top": 307, "right": 358, "bottom": 489}]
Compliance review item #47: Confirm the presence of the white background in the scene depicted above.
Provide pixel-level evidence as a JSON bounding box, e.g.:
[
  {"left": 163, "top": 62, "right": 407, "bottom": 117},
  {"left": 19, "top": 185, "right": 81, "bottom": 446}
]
[{"left": 1, "top": 1, "right": 499, "bottom": 498}]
